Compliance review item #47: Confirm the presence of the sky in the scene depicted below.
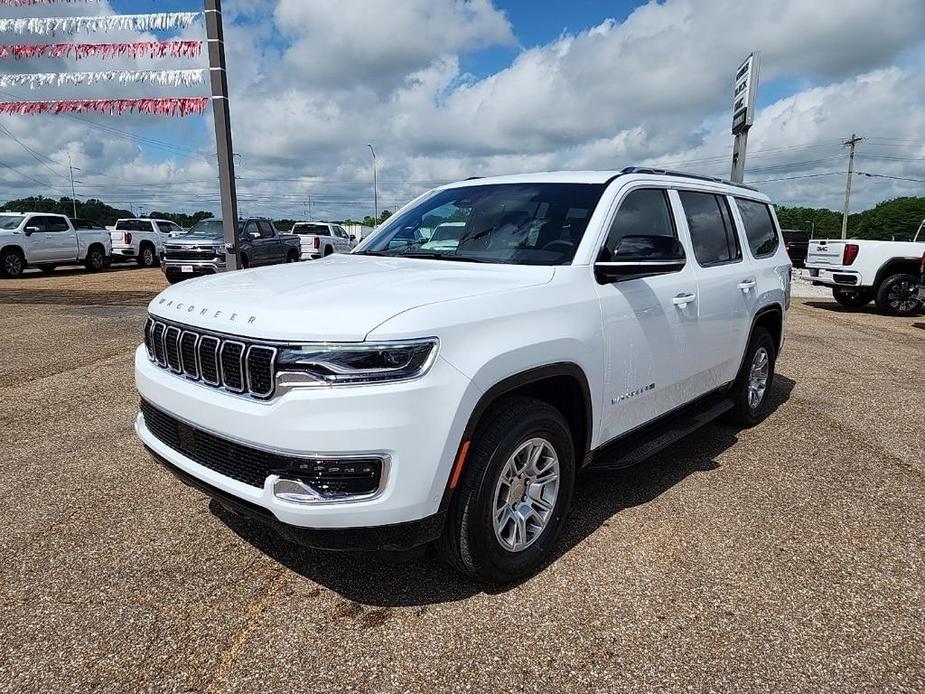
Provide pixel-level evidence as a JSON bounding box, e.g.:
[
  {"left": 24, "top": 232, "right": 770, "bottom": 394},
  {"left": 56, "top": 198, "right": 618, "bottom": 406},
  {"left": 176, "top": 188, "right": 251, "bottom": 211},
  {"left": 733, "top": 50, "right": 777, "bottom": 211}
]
[{"left": 0, "top": 0, "right": 923, "bottom": 224}]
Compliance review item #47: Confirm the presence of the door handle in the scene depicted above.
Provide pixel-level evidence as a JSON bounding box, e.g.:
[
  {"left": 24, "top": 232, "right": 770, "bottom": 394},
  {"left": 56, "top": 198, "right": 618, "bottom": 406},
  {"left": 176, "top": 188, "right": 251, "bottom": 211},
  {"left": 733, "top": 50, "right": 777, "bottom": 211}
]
[
  {"left": 737, "top": 279, "right": 757, "bottom": 292},
  {"left": 672, "top": 292, "right": 696, "bottom": 307}
]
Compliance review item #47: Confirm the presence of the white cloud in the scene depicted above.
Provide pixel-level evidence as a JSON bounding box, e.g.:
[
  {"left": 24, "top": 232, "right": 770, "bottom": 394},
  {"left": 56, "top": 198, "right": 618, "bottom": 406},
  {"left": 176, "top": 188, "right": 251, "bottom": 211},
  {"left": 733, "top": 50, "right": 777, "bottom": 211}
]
[{"left": 0, "top": 0, "right": 923, "bottom": 219}]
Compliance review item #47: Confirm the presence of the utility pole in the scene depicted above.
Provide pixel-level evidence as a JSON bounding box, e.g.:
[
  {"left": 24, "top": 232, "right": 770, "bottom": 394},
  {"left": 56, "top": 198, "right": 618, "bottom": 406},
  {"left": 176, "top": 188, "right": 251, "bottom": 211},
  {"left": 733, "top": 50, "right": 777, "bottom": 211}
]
[
  {"left": 67, "top": 154, "right": 79, "bottom": 218},
  {"left": 308, "top": 194, "right": 312, "bottom": 221},
  {"left": 841, "top": 133, "right": 862, "bottom": 239},
  {"left": 368, "top": 144, "right": 378, "bottom": 226},
  {"left": 204, "top": 0, "right": 241, "bottom": 271}
]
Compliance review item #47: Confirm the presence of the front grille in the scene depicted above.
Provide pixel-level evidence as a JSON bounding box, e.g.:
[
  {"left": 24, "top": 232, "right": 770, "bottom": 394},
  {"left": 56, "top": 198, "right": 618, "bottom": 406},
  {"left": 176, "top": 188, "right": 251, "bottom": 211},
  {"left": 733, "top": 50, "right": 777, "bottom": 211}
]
[
  {"left": 141, "top": 399, "right": 383, "bottom": 495},
  {"left": 165, "top": 247, "right": 217, "bottom": 261},
  {"left": 145, "top": 317, "right": 276, "bottom": 399}
]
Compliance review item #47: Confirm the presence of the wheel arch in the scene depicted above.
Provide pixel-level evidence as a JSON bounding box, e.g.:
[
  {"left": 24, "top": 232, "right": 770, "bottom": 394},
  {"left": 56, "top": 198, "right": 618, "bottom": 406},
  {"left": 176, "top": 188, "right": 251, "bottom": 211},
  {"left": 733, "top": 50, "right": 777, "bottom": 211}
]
[
  {"left": 1, "top": 243, "right": 25, "bottom": 258},
  {"left": 873, "top": 258, "right": 920, "bottom": 288},
  {"left": 440, "top": 362, "right": 593, "bottom": 510},
  {"left": 733, "top": 304, "right": 784, "bottom": 380}
]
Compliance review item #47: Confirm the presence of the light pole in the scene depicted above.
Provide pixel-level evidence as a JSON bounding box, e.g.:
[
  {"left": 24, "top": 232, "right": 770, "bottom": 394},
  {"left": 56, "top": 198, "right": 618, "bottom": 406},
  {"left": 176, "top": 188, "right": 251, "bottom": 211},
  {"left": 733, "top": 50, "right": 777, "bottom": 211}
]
[
  {"left": 67, "top": 154, "right": 80, "bottom": 218},
  {"left": 368, "top": 144, "right": 378, "bottom": 227},
  {"left": 803, "top": 219, "right": 815, "bottom": 238}
]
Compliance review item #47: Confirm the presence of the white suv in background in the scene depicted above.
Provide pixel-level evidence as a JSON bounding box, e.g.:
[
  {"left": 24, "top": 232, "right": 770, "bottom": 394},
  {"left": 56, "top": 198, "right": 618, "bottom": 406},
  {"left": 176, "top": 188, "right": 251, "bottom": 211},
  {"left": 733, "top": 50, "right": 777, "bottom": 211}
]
[{"left": 135, "top": 168, "right": 791, "bottom": 583}]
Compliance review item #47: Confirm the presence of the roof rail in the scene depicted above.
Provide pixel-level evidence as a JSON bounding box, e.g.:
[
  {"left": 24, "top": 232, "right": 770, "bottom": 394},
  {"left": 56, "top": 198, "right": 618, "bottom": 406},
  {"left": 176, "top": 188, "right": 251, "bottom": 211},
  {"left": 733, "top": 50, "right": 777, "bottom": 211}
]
[{"left": 620, "top": 166, "right": 758, "bottom": 191}]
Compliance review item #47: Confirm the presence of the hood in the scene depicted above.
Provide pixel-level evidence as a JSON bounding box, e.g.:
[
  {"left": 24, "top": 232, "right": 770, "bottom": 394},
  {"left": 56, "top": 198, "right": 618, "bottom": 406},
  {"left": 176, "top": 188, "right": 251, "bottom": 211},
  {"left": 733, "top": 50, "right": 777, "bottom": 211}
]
[
  {"left": 148, "top": 254, "right": 555, "bottom": 341},
  {"left": 165, "top": 235, "right": 222, "bottom": 246}
]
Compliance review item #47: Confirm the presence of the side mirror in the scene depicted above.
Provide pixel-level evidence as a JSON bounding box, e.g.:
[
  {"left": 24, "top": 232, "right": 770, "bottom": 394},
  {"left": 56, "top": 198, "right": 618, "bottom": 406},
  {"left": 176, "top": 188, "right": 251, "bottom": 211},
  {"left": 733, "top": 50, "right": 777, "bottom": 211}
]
[
  {"left": 248, "top": 231, "right": 260, "bottom": 240},
  {"left": 23, "top": 226, "right": 39, "bottom": 236},
  {"left": 594, "top": 235, "right": 686, "bottom": 284}
]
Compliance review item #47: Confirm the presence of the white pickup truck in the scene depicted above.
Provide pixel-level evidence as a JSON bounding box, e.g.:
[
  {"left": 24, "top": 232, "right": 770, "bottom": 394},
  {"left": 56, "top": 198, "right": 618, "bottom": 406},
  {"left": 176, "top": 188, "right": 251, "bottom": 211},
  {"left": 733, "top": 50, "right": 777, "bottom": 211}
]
[
  {"left": 111, "top": 218, "right": 185, "bottom": 268},
  {"left": 0, "top": 212, "right": 111, "bottom": 278},
  {"left": 806, "top": 220, "right": 924, "bottom": 315},
  {"left": 290, "top": 222, "right": 355, "bottom": 260}
]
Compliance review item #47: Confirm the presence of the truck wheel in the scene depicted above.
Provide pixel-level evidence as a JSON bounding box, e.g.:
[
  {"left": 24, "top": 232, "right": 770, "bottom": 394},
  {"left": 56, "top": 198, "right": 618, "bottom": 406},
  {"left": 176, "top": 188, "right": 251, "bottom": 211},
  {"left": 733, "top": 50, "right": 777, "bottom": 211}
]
[
  {"left": 725, "top": 327, "right": 776, "bottom": 427},
  {"left": 84, "top": 246, "right": 106, "bottom": 272},
  {"left": 874, "top": 273, "right": 921, "bottom": 316},
  {"left": 323, "top": 246, "right": 334, "bottom": 257},
  {"left": 137, "top": 244, "right": 157, "bottom": 268},
  {"left": 832, "top": 287, "right": 872, "bottom": 308},
  {"left": 165, "top": 271, "right": 185, "bottom": 285},
  {"left": 286, "top": 250, "right": 298, "bottom": 263},
  {"left": 1, "top": 248, "right": 25, "bottom": 278},
  {"left": 240, "top": 254, "right": 249, "bottom": 269},
  {"left": 437, "top": 395, "right": 575, "bottom": 584}
]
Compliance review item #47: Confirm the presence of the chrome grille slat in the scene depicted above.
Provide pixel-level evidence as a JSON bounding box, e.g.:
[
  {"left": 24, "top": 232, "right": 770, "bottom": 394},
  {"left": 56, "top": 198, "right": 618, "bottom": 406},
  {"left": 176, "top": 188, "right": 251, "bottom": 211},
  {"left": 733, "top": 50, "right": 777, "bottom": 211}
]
[
  {"left": 164, "top": 326, "right": 182, "bottom": 373},
  {"left": 144, "top": 317, "right": 275, "bottom": 399}
]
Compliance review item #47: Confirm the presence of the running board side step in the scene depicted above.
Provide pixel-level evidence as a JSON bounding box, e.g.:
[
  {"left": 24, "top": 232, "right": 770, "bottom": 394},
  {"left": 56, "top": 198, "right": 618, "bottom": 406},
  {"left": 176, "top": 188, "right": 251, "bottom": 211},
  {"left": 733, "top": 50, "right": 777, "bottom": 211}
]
[{"left": 586, "top": 393, "right": 733, "bottom": 471}]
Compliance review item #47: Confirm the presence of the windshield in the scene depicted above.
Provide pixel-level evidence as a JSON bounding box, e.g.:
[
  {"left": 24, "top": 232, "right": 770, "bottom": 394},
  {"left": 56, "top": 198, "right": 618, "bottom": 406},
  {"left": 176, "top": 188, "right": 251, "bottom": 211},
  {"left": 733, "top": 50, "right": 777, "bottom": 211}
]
[
  {"left": 292, "top": 223, "right": 331, "bottom": 235},
  {"left": 185, "top": 220, "right": 243, "bottom": 238},
  {"left": 358, "top": 182, "right": 607, "bottom": 265},
  {"left": 0, "top": 215, "right": 25, "bottom": 230}
]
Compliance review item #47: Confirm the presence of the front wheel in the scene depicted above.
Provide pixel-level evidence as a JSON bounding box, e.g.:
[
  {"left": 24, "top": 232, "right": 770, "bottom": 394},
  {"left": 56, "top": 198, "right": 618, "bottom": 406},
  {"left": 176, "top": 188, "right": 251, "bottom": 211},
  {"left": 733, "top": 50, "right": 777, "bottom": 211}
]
[
  {"left": 437, "top": 395, "right": 575, "bottom": 584},
  {"left": 874, "top": 273, "right": 921, "bottom": 316},
  {"left": 725, "top": 327, "right": 776, "bottom": 427},
  {"left": 1, "top": 248, "right": 25, "bottom": 278},
  {"left": 832, "top": 287, "right": 873, "bottom": 308},
  {"left": 84, "top": 246, "right": 106, "bottom": 272}
]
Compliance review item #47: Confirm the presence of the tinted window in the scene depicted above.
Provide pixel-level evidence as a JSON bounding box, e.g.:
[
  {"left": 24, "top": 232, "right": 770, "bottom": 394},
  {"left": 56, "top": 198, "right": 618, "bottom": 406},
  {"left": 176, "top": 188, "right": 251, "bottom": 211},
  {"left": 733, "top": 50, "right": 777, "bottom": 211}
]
[
  {"left": 33, "top": 216, "right": 69, "bottom": 232},
  {"left": 257, "top": 221, "right": 275, "bottom": 238},
  {"left": 155, "top": 222, "right": 174, "bottom": 234},
  {"left": 601, "top": 188, "right": 675, "bottom": 261},
  {"left": 116, "top": 219, "right": 154, "bottom": 233},
  {"left": 292, "top": 223, "right": 331, "bottom": 236},
  {"left": 362, "top": 183, "right": 606, "bottom": 266},
  {"left": 679, "top": 191, "right": 741, "bottom": 266},
  {"left": 73, "top": 219, "right": 103, "bottom": 230},
  {"left": 0, "top": 216, "right": 25, "bottom": 230},
  {"left": 736, "top": 198, "right": 780, "bottom": 257}
]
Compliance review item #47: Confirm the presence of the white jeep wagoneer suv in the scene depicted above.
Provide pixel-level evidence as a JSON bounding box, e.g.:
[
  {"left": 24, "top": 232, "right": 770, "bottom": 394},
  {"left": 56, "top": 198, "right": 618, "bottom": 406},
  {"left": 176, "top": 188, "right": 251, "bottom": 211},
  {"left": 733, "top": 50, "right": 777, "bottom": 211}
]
[{"left": 135, "top": 167, "right": 791, "bottom": 583}]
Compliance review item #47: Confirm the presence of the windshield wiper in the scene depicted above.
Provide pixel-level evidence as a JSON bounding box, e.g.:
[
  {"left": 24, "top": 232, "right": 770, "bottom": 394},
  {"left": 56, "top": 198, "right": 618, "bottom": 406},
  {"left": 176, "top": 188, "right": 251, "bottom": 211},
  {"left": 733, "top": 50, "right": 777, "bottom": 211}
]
[{"left": 399, "top": 252, "right": 490, "bottom": 263}]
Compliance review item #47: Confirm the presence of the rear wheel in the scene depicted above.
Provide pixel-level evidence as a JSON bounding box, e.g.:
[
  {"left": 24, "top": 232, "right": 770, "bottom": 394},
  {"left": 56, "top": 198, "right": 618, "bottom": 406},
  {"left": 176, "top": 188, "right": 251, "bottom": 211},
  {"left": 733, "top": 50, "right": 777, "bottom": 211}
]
[
  {"left": 84, "top": 246, "right": 106, "bottom": 272},
  {"left": 874, "top": 273, "right": 921, "bottom": 316},
  {"left": 1, "top": 248, "right": 25, "bottom": 278},
  {"left": 726, "top": 327, "right": 776, "bottom": 427},
  {"left": 832, "top": 287, "right": 873, "bottom": 308},
  {"left": 137, "top": 244, "right": 157, "bottom": 268},
  {"left": 286, "top": 250, "right": 299, "bottom": 263},
  {"left": 437, "top": 395, "right": 575, "bottom": 584},
  {"left": 323, "top": 246, "right": 334, "bottom": 257}
]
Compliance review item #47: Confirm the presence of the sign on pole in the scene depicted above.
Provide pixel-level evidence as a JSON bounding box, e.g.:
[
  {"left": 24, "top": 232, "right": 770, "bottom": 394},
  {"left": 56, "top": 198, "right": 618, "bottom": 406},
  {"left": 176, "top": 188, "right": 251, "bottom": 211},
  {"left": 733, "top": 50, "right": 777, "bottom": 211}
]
[{"left": 730, "top": 52, "right": 759, "bottom": 183}]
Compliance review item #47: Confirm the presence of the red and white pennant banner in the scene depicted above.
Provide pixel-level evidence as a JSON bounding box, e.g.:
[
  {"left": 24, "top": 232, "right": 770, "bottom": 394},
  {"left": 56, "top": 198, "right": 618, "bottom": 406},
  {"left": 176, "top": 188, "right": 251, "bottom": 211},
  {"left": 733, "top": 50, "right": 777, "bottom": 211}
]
[
  {"left": 0, "top": 0, "right": 99, "bottom": 5},
  {"left": 0, "top": 69, "right": 205, "bottom": 88},
  {"left": 0, "top": 97, "right": 209, "bottom": 116},
  {"left": 0, "top": 12, "right": 200, "bottom": 35},
  {"left": 0, "top": 41, "right": 202, "bottom": 61}
]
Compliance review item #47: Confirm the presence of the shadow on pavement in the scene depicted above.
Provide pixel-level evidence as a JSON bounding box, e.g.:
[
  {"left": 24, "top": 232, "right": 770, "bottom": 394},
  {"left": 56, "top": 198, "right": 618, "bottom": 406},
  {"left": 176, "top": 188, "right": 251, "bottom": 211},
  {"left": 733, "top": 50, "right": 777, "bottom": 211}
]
[
  {"left": 215, "top": 376, "right": 795, "bottom": 607},
  {"left": 803, "top": 300, "right": 923, "bottom": 318}
]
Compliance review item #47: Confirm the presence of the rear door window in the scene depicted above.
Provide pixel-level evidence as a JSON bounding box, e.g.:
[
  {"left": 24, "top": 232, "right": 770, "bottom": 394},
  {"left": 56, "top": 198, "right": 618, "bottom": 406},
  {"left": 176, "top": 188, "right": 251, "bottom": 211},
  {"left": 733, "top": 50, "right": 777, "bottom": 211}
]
[
  {"left": 257, "top": 221, "right": 275, "bottom": 238},
  {"left": 736, "top": 198, "right": 780, "bottom": 257},
  {"left": 678, "top": 191, "right": 742, "bottom": 267}
]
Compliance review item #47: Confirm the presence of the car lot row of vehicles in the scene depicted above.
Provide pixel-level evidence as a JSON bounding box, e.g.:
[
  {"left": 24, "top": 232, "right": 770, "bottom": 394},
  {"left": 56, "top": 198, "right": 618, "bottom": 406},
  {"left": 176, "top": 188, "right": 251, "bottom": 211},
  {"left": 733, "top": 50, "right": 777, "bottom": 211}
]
[{"left": 0, "top": 212, "right": 357, "bottom": 279}]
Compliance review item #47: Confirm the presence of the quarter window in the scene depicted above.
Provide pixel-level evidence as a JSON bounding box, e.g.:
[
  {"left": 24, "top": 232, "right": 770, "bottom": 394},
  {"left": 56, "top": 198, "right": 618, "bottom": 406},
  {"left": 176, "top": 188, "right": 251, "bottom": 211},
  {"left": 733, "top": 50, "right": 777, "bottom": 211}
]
[
  {"left": 679, "top": 191, "right": 741, "bottom": 267},
  {"left": 601, "top": 188, "right": 675, "bottom": 261},
  {"left": 736, "top": 198, "right": 780, "bottom": 257}
]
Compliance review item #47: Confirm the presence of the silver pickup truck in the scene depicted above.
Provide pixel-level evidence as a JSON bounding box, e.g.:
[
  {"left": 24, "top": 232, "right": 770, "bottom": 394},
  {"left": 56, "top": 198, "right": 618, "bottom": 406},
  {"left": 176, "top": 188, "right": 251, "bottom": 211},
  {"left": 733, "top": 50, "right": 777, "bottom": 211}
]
[{"left": 290, "top": 222, "right": 355, "bottom": 260}]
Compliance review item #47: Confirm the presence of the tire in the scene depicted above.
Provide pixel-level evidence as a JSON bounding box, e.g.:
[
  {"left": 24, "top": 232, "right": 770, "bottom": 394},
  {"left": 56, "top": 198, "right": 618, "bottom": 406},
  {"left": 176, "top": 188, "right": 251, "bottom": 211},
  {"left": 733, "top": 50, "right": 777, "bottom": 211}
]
[
  {"left": 874, "top": 273, "right": 921, "bottom": 316},
  {"left": 832, "top": 287, "right": 873, "bottom": 308},
  {"left": 1, "top": 248, "right": 25, "bottom": 278},
  {"left": 137, "top": 244, "right": 157, "bottom": 268},
  {"left": 323, "top": 246, "right": 334, "bottom": 257},
  {"left": 437, "top": 395, "right": 575, "bottom": 584},
  {"left": 84, "top": 246, "right": 106, "bottom": 272},
  {"left": 240, "top": 254, "right": 249, "bottom": 269},
  {"left": 725, "top": 327, "right": 776, "bottom": 427},
  {"left": 286, "top": 251, "right": 298, "bottom": 263},
  {"left": 38, "top": 265, "right": 57, "bottom": 274}
]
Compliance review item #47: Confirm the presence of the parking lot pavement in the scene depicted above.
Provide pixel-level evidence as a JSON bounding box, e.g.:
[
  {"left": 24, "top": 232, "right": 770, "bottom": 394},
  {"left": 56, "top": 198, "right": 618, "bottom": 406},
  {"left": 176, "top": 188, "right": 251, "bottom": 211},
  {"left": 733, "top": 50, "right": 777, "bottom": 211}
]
[{"left": 0, "top": 270, "right": 923, "bottom": 693}]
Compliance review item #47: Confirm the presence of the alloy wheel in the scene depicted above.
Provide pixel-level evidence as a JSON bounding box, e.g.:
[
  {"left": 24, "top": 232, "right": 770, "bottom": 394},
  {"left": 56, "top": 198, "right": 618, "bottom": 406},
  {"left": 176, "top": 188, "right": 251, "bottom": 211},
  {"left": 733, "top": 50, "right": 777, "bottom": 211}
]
[
  {"left": 747, "top": 347, "right": 769, "bottom": 410},
  {"left": 4, "top": 253, "right": 23, "bottom": 276},
  {"left": 492, "top": 437, "right": 560, "bottom": 552},
  {"left": 888, "top": 279, "right": 918, "bottom": 313}
]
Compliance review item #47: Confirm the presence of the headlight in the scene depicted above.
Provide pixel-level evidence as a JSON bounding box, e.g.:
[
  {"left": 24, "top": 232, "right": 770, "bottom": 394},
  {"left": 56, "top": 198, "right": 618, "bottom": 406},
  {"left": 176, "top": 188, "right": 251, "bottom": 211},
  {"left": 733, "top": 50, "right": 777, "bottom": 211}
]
[
  {"left": 276, "top": 338, "right": 439, "bottom": 387},
  {"left": 212, "top": 244, "right": 225, "bottom": 256}
]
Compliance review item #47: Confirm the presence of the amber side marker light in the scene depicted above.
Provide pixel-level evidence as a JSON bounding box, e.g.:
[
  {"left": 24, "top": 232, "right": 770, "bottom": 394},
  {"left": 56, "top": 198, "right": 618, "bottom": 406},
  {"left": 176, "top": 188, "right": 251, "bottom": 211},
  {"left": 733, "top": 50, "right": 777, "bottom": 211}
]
[{"left": 448, "top": 440, "right": 471, "bottom": 489}]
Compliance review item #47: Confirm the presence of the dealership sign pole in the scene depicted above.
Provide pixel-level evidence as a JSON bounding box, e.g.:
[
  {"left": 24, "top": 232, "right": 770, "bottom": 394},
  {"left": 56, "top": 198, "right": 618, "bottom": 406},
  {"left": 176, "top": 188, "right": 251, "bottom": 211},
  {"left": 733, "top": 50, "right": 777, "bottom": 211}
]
[
  {"left": 730, "top": 52, "right": 759, "bottom": 184},
  {"left": 204, "top": 0, "right": 241, "bottom": 271}
]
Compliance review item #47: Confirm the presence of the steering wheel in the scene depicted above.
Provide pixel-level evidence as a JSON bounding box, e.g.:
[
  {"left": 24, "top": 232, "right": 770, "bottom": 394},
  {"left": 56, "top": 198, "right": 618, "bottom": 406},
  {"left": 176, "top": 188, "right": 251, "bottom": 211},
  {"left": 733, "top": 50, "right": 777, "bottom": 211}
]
[{"left": 541, "top": 240, "right": 575, "bottom": 254}]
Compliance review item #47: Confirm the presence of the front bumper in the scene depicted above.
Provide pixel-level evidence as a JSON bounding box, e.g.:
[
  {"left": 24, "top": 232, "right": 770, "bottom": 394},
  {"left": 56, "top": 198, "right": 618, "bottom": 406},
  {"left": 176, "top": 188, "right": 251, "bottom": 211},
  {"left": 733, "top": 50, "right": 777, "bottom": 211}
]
[
  {"left": 134, "top": 345, "right": 479, "bottom": 532},
  {"left": 163, "top": 259, "right": 225, "bottom": 276}
]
